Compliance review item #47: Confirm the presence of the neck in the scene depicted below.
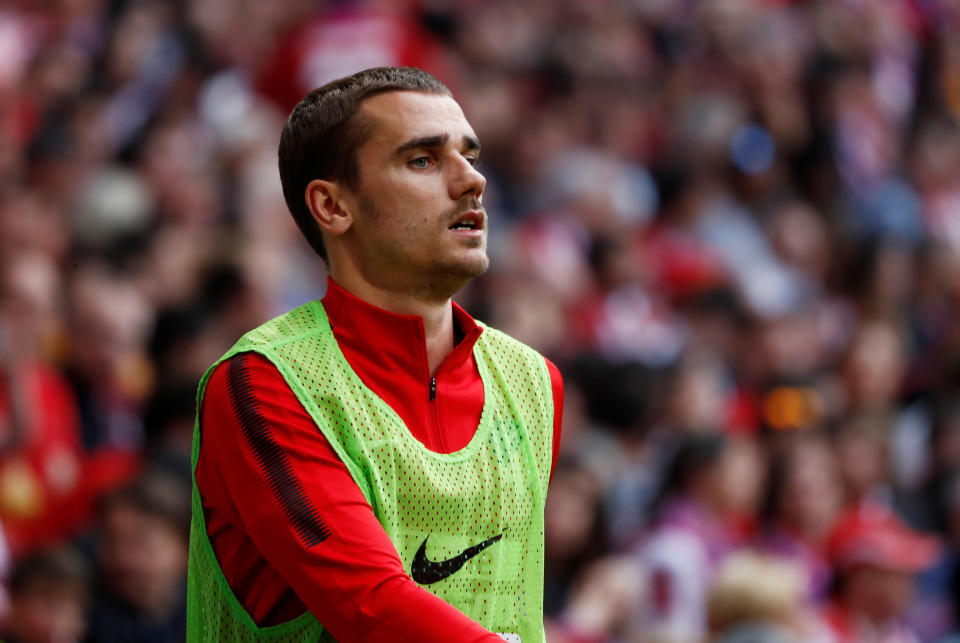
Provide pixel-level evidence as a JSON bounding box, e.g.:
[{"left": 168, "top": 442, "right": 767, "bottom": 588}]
[{"left": 328, "top": 269, "right": 456, "bottom": 375}]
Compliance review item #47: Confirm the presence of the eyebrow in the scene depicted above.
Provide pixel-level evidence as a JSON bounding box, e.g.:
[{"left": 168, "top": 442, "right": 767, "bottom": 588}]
[{"left": 395, "top": 134, "right": 481, "bottom": 155}]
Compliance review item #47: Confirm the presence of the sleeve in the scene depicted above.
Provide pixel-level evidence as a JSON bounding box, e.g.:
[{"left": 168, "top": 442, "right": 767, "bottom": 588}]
[
  {"left": 198, "top": 352, "right": 504, "bottom": 643},
  {"left": 545, "top": 357, "right": 564, "bottom": 485}
]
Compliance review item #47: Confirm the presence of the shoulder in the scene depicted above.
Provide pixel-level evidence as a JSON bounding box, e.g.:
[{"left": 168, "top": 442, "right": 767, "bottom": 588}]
[
  {"left": 233, "top": 300, "right": 330, "bottom": 351},
  {"left": 476, "top": 322, "right": 546, "bottom": 364},
  {"left": 200, "top": 352, "right": 291, "bottom": 434},
  {"left": 205, "top": 352, "right": 285, "bottom": 395},
  {"left": 475, "top": 323, "right": 563, "bottom": 400},
  {"left": 198, "top": 301, "right": 329, "bottom": 407},
  {"left": 477, "top": 323, "right": 563, "bottom": 384}
]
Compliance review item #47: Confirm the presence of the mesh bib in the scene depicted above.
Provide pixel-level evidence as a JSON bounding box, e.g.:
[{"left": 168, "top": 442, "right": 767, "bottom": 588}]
[{"left": 187, "top": 300, "right": 553, "bottom": 642}]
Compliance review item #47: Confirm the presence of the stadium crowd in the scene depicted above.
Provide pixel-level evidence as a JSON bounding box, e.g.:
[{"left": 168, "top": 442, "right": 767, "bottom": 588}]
[{"left": 2, "top": 0, "right": 960, "bottom": 641}]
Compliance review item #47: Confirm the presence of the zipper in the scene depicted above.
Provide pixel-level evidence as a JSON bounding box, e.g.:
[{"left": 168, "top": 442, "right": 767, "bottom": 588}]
[{"left": 429, "top": 376, "right": 446, "bottom": 451}]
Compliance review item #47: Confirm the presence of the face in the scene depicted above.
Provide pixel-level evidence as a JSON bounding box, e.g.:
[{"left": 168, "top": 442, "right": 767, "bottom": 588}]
[
  {"left": 9, "top": 581, "right": 86, "bottom": 643},
  {"left": 780, "top": 441, "right": 842, "bottom": 538},
  {"left": 844, "top": 566, "right": 914, "bottom": 623},
  {"left": 101, "top": 504, "right": 187, "bottom": 614},
  {"left": 339, "top": 91, "right": 488, "bottom": 299}
]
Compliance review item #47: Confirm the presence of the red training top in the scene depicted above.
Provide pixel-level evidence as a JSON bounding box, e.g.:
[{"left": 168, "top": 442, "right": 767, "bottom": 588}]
[{"left": 196, "top": 278, "right": 563, "bottom": 642}]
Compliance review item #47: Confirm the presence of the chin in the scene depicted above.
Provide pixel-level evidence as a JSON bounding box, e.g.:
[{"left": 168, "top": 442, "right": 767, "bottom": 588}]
[
  {"left": 430, "top": 255, "right": 489, "bottom": 293},
  {"left": 458, "top": 253, "right": 490, "bottom": 279}
]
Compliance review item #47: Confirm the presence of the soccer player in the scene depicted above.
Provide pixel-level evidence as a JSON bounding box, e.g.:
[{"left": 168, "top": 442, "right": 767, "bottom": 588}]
[{"left": 187, "top": 67, "right": 563, "bottom": 642}]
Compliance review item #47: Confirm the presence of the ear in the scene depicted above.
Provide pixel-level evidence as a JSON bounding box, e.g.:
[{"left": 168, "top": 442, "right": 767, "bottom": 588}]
[{"left": 305, "top": 179, "right": 353, "bottom": 237}]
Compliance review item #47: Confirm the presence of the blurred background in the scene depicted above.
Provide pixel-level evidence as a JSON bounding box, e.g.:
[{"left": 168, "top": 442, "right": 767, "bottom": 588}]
[{"left": 2, "top": 0, "right": 960, "bottom": 641}]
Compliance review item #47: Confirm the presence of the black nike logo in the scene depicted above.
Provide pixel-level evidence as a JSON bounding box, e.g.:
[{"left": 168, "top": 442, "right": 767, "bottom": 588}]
[{"left": 411, "top": 533, "right": 504, "bottom": 584}]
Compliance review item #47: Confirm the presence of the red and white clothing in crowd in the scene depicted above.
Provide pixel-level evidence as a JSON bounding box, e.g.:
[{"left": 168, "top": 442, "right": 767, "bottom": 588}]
[
  {"left": 255, "top": 6, "right": 453, "bottom": 113},
  {"left": 0, "top": 361, "right": 135, "bottom": 558},
  {"left": 633, "top": 497, "right": 737, "bottom": 641}
]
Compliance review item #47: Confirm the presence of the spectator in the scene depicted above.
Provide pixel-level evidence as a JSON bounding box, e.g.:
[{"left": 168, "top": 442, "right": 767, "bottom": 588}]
[
  {"left": 548, "top": 555, "right": 647, "bottom": 643},
  {"left": 86, "top": 470, "right": 189, "bottom": 643},
  {"left": 0, "top": 253, "right": 88, "bottom": 558},
  {"left": 707, "top": 550, "right": 829, "bottom": 643},
  {"left": 543, "top": 457, "right": 608, "bottom": 618},
  {"left": 1, "top": 546, "right": 90, "bottom": 643},
  {"left": 823, "top": 502, "right": 940, "bottom": 643},
  {"left": 758, "top": 433, "right": 843, "bottom": 601},
  {"left": 634, "top": 433, "right": 762, "bottom": 642}
]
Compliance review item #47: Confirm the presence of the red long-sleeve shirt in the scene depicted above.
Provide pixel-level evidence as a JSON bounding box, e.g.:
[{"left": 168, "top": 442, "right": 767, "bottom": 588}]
[{"left": 196, "top": 279, "right": 563, "bottom": 641}]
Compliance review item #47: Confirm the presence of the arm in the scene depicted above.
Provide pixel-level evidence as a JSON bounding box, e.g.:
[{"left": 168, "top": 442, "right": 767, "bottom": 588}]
[
  {"left": 198, "top": 353, "right": 503, "bottom": 643},
  {"left": 545, "top": 357, "right": 564, "bottom": 485}
]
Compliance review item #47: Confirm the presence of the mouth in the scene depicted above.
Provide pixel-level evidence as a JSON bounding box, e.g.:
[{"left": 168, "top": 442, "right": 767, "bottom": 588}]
[{"left": 448, "top": 209, "right": 485, "bottom": 233}]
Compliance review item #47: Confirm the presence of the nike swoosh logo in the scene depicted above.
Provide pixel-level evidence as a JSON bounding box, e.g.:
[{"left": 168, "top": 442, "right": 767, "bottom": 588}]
[{"left": 411, "top": 533, "right": 504, "bottom": 584}]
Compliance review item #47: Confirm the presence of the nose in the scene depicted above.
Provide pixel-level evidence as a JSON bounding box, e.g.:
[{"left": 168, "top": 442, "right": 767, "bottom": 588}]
[{"left": 448, "top": 154, "right": 486, "bottom": 202}]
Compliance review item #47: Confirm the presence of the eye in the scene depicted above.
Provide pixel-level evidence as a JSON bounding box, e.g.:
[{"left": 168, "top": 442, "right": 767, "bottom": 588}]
[
  {"left": 410, "top": 156, "right": 431, "bottom": 169},
  {"left": 463, "top": 154, "right": 479, "bottom": 166}
]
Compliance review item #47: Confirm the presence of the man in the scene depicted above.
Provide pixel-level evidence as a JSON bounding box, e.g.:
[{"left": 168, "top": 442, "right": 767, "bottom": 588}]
[
  {"left": 187, "top": 67, "right": 563, "bottom": 642},
  {"left": 90, "top": 471, "right": 190, "bottom": 642},
  {"left": 2, "top": 546, "right": 90, "bottom": 643},
  {"left": 821, "top": 502, "right": 939, "bottom": 643}
]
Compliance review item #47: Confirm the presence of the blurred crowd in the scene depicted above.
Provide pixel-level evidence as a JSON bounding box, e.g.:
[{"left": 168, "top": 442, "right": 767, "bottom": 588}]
[{"left": 2, "top": 0, "right": 960, "bottom": 641}]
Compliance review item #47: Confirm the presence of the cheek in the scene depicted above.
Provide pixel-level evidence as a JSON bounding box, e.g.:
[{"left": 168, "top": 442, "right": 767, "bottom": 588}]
[{"left": 377, "top": 167, "right": 444, "bottom": 201}]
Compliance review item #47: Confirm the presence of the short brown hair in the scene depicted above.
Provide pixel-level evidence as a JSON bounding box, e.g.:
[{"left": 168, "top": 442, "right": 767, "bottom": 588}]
[
  {"left": 10, "top": 546, "right": 90, "bottom": 600},
  {"left": 278, "top": 67, "right": 451, "bottom": 262},
  {"left": 99, "top": 469, "right": 191, "bottom": 540}
]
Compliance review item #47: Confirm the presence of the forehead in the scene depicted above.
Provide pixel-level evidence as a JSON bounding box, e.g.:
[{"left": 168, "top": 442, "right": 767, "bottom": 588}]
[{"left": 357, "top": 91, "right": 476, "bottom": 149}]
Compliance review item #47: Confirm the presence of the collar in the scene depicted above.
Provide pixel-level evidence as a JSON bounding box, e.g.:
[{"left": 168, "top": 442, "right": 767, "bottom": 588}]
[{"left": 321, "top": 277, "right": 483, "bottom": 378}]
